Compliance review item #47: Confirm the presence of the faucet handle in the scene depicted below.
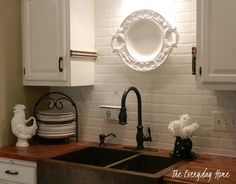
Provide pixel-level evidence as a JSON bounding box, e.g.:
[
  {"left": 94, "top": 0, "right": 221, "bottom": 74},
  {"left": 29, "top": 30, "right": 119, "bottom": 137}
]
[
  {"left": 143, "top": 127, "right": 152, "bottom": 142},
  {"left": 147, "top": 127, "right": 152, "bottom": 142}
]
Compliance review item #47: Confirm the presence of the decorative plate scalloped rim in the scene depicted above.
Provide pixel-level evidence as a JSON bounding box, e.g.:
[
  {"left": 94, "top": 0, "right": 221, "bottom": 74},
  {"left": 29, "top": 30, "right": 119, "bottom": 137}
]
[{"left": 111, "top": 9, "right": 178, "bottom": 72}]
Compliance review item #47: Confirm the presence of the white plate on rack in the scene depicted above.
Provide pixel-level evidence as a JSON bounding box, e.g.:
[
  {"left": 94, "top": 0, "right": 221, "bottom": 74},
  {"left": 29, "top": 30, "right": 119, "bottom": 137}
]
[
  {"left": 38, "top": 121, "right": 75, "bottom": 125},
  {"left": 38, "top": 122, "right": 75, "bottom": 128},
  {"left": 38, "top": 129, "right": 75, "bottom": 135},
  {"left": 38, "top": 132, "right": 76, "bottom": 139},
  {"left": 37, "top": 113, "right": 75, "bottom": 118},
  {"left": 38, "top": 127, "right": 76, "bottom": 133},
  {"left": 37, "top": 114, "right": 76, "bottom": 122},
  {"left": 38, "top": 125, "right": 76, "bottom": 132},
  {"left": 38, "top": 110, "right": 74, "bottom": 116}
]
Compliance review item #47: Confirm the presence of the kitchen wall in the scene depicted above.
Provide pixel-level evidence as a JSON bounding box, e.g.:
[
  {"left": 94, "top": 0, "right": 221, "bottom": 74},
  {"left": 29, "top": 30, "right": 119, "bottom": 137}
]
[
  {"left": 55, "top": 0, "right": 236, "bottom": 156},
  {"left": 0, "top": 0, "right": 48, "bottom": 146}
]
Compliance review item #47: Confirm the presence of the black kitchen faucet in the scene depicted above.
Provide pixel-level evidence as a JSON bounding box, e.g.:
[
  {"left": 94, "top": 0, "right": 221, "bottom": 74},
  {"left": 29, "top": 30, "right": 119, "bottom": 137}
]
[{"left": 119, "top": 86, "right": 152, "bottom": 149}]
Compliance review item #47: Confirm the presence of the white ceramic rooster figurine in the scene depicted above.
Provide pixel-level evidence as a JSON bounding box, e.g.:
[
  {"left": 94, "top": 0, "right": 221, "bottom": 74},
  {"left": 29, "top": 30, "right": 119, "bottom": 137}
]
[{"left": 11, "top": 104, "right": 37, "bottom": 147}]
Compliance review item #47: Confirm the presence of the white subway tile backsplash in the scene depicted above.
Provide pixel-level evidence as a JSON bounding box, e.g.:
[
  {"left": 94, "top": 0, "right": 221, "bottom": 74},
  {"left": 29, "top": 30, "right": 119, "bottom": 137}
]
[
  {"left": 189, "top": 105, "right": 203, "bottom": 115},
  {"left": 95, "top": 9, "right": 112, "bottom": 18},
  {"left": 167, "top": 55, "right": 192, "bottom": 64},
  {"left": 52, "top": 0, "right": 236, "bottom": 157},
  {"left": 171, "top": 44, "right": 194, "bottom": 54},
  {"left": 95, "top": 28, "right": 113, "bottom": 37},
  {"left": 157, "top": 133, "right": 175, "bottom": 143},
  {"left": 190, "top": 95, "right": 218, "bottom": 106},
  {"left": 96, "top": 38, "right": 111, "bottom": 47},
  {"left": 96, "top": 18, "right": 123, "bottom": 28},
  {"left": 150, "top": 94, "right": 190, "bottom": 105},
  {"left": 193, "top": 147, "right": 235, "bottom": 157},
  {"left": 175, "top": 2, "right": 192, "bottom": 13},
  {"left": 219, "top": 139, "right": 236, "bottom": 150},
  {"left": 176, "top": 23, "right": 196, "bottom": 33},
  {"left": 192, "top": 136, "right": 219, "bottom": 148},
  {"left": 176, "top": 12, "right": 196, "bottom": 23},
  {"left": 178, "top": 33, "right": 196, "bottom": 44},
  {"left": 190, "top": 115, "right": 212, "bottom": 127},
  {"left": 219, "top": 95, "right": 236, "bottom": 108}
]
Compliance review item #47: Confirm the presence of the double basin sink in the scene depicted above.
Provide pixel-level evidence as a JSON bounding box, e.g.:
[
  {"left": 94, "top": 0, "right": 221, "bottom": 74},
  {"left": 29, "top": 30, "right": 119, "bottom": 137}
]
[{"left": 38, "top": 146, "right": 181, "bottom": 184}]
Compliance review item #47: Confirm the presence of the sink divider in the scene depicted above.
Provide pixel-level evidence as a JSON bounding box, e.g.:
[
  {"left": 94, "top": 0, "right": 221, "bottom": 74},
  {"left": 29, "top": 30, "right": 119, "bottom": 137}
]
[
  {"left": 105, "top": 153, "right": 141, "bottom": 168},
  {"left": 123, "top": 146, "right": 158, "bottom": 152}
]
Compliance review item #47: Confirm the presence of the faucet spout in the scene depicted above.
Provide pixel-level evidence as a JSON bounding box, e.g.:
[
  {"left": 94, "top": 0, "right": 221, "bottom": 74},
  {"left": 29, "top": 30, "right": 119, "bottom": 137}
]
[
  {"left": 119, "top": 86, "right": 142, "bottom": 126},
  {"left": 118, "top": 86, "right": 151, "bottom": 149}
]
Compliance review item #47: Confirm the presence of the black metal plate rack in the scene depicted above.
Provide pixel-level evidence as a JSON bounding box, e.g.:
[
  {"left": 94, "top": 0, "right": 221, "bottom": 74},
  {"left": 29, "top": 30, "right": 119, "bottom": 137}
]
[{"left": 34, "top": 92, "right": 78, "bottom": 143}]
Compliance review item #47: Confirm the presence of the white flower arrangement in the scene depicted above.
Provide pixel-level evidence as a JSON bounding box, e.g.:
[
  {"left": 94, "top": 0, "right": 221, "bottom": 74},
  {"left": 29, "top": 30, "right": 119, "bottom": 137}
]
[{"left": 168, "top": 114, "right": 199, "bottom": 139}]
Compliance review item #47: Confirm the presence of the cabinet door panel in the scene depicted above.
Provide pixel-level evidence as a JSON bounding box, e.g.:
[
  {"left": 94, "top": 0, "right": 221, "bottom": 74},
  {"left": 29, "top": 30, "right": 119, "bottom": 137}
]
[
  {"left": 22, "top": 0, "right": 67, "bottom": 82},
  {"left": 0, "top": 158, "right": 36, "bottom": 184},
  {"left": 198, "top": 0, "right": 236, "bottom": 84}
]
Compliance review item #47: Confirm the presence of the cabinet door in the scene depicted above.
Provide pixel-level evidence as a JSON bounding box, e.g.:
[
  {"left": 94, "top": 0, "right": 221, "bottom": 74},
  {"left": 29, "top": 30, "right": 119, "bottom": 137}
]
[
  {"left": 197, "top": 0, "right": 236, "bottom": 87},
  {"left": 22, "top": 0, "right": 67, "bottom": 84},
  {"left": 0, "top": 157, "right": 36, "bottom": 184}
]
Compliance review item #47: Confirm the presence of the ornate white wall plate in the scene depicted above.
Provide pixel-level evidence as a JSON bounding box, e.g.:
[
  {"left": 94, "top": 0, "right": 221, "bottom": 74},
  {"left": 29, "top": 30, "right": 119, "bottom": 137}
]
[{"left": 111, "top": 9, "right": 178, "bottom": 72}]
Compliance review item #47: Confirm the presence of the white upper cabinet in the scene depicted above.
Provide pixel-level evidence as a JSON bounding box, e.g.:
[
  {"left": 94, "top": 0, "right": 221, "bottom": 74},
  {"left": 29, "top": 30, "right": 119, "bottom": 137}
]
[
  {"left": 196, "top": 0, "right": 236, "bottom": 90},
  {"left": 22, "top": 0, "right": 96, "bottom": 86}
]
